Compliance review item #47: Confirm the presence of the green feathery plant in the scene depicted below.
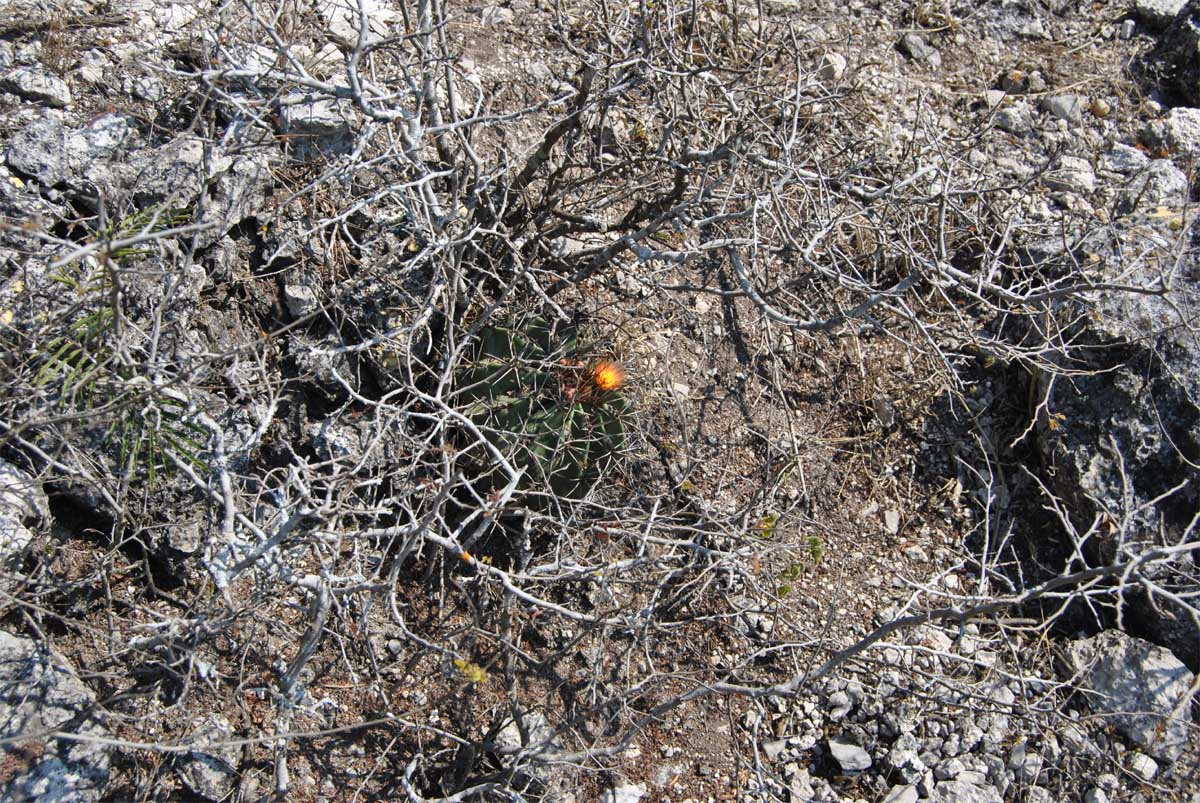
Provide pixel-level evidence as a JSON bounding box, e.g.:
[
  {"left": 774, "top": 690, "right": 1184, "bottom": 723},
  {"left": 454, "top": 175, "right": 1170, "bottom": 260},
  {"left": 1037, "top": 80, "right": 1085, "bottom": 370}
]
[{"left": 26, "top": 205, "right": 208, "bottom": 486}]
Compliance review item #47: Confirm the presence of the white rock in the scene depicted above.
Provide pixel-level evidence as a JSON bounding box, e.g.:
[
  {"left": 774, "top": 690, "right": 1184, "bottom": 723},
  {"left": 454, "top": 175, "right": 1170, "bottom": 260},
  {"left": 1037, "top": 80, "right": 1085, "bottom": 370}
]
[
  {"left": 129, "top": 74, "right": 163, "bottom": 102},
  {"left": 994, "top": 103, "right": 1033, "bottom": 136},
  {"left": 1128, "top": 751, "right": 1158, "bottom": 781},
  {"left": 1136, "top": 0, "right": 1188, "bottom": 31},
  {"left": 1084, "top": 790, "right": 1108, "bottom": 803},
  {"left": 0, "top": 631, "right": 110, "bottom": 801},
  {"left": 6, "top": 113, "right": 67, "bottom": 186},
  {"left": 927, "top": 780, "right": 1003, "bottom": 803},
  {"left": 0, "top": 461, "right": 48, "bottom": 563},
  {"left": 280, "top": 94, "right": 356, "bottom": 161},
  {"left": 177, "top": 716, "right": 240, "bottom": 801},
  {"left": 829, "top": 738, "right": 872, "bottom": 772},
  {"left": 155, "top": 2, "right": 198, "bottom": 31},
  {"left": 1143, "top": 107, "right": 1200, "bottom": 154},
  {"left": 1006, "top": 742, "right": 1042, "bottom": 784},
  {"left": 481, "top": 5, "right": 515, "bottom": 25},
  {"left": 1025, "top": 788, "right": 1053, "bottom": 803},
  {"left": 1121, "top": 159, "right": 1189, "bottom": 210},
  {"left": 1058, "top": 721, "right": 1099, "bottom": 757},
  {"left": 600, "top": 783, "right": 645, "bottom": 803},
  {"left": 934, "top": 757, "right": 965, "bottom": 780},
  {"left": 1, "top": 66, "right": 71, "bottom": 108},
  {"left": 958, "top": 770, "right": 988, "bottom": 785},
  {"left": 897, "top": 33, "right": 939, "bottom": 66},
  {"left": 789, "top": 769, "right": 816, "bottom": 800},
  {"left": 319, "top": 0, "right": 399, "bottom": 47},
  {"left": 817, "top": 52, "right": 847, "bottom": 82},
  {"left": 882, "top": 785, "right": 918, "bottom": 803},
  {"left": 1102, "top": 143, "right": 1150, "bottom": 174},
  {"left": 78, "top": 50, "right": 110, "bottom": 84},
  {"left": 284, "top": 284, "right": 321, "bottom": 318},
  {"left": 762, "top": 738, "right": 787, "bottom": 761},
  {"left": 1067, "top": 631, "right": 1195, "bottom": 762},
  {"left": 64, "top": 114, "right": 131, "bottom": 181},
  {"left": 1044, "top": 155, "right": 1095, "bottom": 194},
  {"left": 827, "top": 690, "right": 852, "bottom": 721}
]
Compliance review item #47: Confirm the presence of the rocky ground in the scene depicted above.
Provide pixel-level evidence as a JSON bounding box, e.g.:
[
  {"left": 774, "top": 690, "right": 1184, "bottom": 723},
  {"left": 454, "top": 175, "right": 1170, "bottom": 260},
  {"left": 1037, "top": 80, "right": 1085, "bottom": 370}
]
[{"left": 0, "top": 0, "right": 1197, "bottom": 801}]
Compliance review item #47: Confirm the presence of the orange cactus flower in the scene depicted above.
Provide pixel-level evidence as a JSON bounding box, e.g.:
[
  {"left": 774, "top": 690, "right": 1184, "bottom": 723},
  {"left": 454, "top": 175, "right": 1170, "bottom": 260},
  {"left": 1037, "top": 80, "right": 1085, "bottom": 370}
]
[{"left": 591, "top": 361, "right": 625, "bottom": 392}]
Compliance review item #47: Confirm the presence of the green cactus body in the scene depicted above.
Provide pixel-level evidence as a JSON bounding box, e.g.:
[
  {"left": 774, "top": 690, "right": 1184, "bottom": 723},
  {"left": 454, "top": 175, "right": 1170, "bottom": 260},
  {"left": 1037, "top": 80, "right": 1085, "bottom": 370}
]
[{"left": 456, "top": 317, "right": 627, "bottom": 500}]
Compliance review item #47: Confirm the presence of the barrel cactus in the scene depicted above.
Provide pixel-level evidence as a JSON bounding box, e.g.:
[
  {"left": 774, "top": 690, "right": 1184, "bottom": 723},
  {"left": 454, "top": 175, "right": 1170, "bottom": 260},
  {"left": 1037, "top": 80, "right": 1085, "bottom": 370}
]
[{"left": 456, "top": 316, "right": 629, "bottom": 500}]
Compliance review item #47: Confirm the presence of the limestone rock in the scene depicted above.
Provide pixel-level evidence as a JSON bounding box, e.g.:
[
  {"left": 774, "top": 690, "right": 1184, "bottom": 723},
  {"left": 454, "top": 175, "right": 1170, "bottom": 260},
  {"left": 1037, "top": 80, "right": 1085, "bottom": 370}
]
[
  {"left": 2, "top": 66, "right": 72, "bottom": 107},
  {"left": 176, "top": 716, "right": 240, "bottom": 801},
  {"left": 897, "top": 33, "right": 940, "bottom": 67},
  {"left": 0, "top": 460, "right": 48, "bottom": 563},
  {"left": 601, "top": 783, "right": 646, "bottom": 803},
  {"left": 1102, "top": 143, "right": 1151, "bottom": 174},
  {"left": 279, "top": 94, "right": 356, "bottom": 162},
  {"left": 1142, "top": 106, "right": 1200, "bottom": 154},
  {"left": 927, "top": 780, "right": 1003, "bottom": 803},
  {"left": 994, "top": 102, "right": 1033, "bottom": 135},
  {"left": 6, "top": 113, "right": 66, "bottom": 186},
  {"left": 1044, "top": 155, "right": 1095, "bottom": 194},
  {"left": 1118, "top": 159, "right": 1189, "bottom": 212},
  {"left": 829, "top": 738, "right": 872, "bottom": 772},
  {"left": 1066, "top": 631, "right": 1194, "bottom": 762},
  {"left": 0, "top": 631, "right": 110, "bottom": 802},
  {"left": 1137, "top": 0, "right": 1189, "bottom": 31},
  {"left": 1150, "top": 3, "right": 1200, "bottom": 106},
  {"left": 1041, "top": 94, "right": 1086, "bottom": 123},
  {"left": 319, "top": 0, "right": 399, "bottom": 48},
  {"left": 817, "top": 52, "right": 847, "bottom": 82}
]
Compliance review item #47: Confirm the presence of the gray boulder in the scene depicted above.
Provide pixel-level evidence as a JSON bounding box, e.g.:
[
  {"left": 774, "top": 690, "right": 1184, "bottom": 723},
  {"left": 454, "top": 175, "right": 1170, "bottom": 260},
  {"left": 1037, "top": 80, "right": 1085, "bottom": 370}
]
[
  {"left": 1033, "top": 216, "right": 1200, "bottom": 667},
  {"left": 1066, "top": 631, "right": 1194, "bottom": 762},
  {"left": 65, "top": 114, "right": 132, "bottom": 178},
  {"left": 196, "top": 149, "right": 272, "bottom": 247},
  {"left": 882, "top": 785, "right": 918, "bottom": 803},
  {"left": 318, "top": 0, "right": 399, "bottom": 49},
  {"left": 0, "top": 631, "right": 110, "bottom": 802},
  {"left": 7, "top": 112, "right": 132, "bottom": 192},
  {"left": 491, "top": 711, "right": 560, "bottom": 788},
  {"left": 1043, "top": 155, "right": 1095, "bottom": 194},
  {"left": 994, "top": 102, "right": 1034, "bottom": 136},
  {"left": 1102, "top": 143, "right": 1151, "bottom": 174}
]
